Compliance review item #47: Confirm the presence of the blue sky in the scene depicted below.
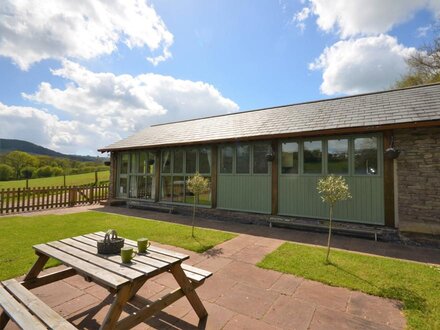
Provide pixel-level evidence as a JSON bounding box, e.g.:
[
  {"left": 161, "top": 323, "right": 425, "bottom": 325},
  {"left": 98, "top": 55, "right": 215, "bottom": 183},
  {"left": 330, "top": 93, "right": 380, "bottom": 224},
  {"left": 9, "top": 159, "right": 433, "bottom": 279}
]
[{"left": 0, "top": 0, "right": 439, "bottom": 154}]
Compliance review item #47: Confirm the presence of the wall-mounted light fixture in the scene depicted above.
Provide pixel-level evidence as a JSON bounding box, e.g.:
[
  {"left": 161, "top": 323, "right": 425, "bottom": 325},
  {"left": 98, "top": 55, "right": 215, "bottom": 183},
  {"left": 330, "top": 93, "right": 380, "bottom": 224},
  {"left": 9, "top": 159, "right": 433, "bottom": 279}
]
[{"left": 385, "top": 135, "right": 400, "bottom": 159}]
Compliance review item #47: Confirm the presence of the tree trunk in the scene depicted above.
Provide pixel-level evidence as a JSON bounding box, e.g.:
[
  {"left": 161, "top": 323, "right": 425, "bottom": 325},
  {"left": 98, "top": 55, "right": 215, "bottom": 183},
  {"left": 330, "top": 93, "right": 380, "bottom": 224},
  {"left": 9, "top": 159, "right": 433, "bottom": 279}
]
[
  {"left": 191, "top": 194, "right": 196, "bottom": 237},
  {"left": 325, "top": 205, "right": 333, "bottom": 263}
]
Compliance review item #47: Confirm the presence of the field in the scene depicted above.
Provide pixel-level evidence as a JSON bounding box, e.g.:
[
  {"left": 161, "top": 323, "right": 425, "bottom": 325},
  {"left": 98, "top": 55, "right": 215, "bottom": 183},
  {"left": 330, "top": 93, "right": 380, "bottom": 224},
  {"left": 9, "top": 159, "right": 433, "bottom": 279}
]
[{"left": 0, "top": 171, "right": 109, "bottom": 189}]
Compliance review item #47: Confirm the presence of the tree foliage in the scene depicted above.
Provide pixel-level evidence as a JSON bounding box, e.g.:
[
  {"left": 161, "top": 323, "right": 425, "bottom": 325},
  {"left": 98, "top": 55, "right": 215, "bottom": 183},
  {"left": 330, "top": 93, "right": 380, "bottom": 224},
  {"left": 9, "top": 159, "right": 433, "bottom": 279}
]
[
  {"left": 0, "top": 164, "right": 14, "bottom": 181},
  {"left": 395, "top": 33, "right": 440, "bottom": 88},
  {"left": 186, "top": 173, "right": 210, "bottom": 237},
  {"left": 317, "top": 175, "right": 352, "bottom": 262},
  {"left": 4, "top": 151, "right": 38, "bottom": 179}
]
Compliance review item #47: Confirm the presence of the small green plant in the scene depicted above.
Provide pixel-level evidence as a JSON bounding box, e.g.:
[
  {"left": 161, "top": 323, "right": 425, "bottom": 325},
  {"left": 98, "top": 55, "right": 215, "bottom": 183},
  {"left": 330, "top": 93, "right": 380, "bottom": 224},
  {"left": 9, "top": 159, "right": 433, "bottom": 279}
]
[
  {"left": 186, "top": 173, "right": 210, "bottom": 237},
  {"left": 317, "top": 175, "right": 352, "bottom": 263}
]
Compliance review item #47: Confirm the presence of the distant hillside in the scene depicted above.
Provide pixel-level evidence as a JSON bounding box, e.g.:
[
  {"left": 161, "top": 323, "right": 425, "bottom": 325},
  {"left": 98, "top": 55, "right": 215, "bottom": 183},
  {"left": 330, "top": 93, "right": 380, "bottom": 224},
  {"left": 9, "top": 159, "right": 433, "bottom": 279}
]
[{"left": 0, "top": 139, "right": 108, "bottom": 162}]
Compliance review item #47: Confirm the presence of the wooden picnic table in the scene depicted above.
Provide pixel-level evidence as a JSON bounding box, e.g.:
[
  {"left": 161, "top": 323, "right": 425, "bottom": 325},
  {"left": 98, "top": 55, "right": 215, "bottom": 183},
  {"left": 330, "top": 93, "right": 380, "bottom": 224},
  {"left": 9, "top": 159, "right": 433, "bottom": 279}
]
[{"left": 1, "top": 232, "right": 211, "bottom": 329}]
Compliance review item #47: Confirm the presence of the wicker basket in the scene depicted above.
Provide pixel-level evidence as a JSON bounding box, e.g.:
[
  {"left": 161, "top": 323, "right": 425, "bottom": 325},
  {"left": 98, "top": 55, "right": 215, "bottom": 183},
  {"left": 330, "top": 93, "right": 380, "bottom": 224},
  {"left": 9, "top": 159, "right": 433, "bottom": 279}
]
[{"left": 97, "top": 229, "right": 125, "bottom": 254}]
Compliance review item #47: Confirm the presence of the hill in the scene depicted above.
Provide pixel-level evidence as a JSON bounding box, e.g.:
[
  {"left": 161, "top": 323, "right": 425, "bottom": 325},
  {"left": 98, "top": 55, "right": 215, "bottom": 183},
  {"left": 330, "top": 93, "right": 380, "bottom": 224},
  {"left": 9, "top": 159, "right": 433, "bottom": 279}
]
[{"left": 0, "top": 138, "right": 107, "bottom": 162}]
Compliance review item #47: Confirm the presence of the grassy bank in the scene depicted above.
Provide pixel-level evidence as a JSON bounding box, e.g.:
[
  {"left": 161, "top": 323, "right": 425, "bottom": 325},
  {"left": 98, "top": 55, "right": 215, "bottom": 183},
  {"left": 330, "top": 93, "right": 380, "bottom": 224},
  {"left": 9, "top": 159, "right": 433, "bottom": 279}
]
[
  {"left": 0, "top": 211, "right": 236, "bottom": 280},
  {"left": 0, "top": 171, "right": 109, "bottom": 189},
  {"left": 258, "top": 243, "right": 440, "bottom": 330}
]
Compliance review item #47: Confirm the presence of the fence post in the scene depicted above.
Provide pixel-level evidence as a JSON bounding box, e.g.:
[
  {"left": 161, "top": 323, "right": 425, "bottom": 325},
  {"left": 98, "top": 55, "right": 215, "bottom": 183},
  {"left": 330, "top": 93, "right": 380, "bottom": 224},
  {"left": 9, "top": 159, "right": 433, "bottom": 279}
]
[{"left": 69, "top": 186, "right": 77, "bottom": 207}]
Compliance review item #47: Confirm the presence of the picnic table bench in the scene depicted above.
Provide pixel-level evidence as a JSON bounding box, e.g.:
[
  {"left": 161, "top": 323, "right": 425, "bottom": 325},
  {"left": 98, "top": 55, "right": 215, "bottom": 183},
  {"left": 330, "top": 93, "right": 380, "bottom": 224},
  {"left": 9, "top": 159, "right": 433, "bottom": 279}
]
[{"left": 0, "top": 232, "right": 211, "bottom": 329}]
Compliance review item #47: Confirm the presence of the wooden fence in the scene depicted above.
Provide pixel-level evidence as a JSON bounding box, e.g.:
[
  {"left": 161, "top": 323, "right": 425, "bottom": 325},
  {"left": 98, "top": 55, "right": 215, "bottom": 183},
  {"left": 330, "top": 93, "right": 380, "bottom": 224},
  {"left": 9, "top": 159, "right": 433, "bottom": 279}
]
[{"left": 0, "top": 184, "right": 109, "bottom": 215}]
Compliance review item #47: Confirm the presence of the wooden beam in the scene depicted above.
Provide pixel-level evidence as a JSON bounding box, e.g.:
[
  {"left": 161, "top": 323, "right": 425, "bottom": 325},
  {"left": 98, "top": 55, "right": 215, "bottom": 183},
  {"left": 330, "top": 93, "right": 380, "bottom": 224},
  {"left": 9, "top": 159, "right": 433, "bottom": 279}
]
[
  {"left": 110, "top": 152, "right": 118, "bottom": 200},
  {"left": 271, "top": 141, "right": 278, "bottom": 215},
  {"left": 210, "top": 145, "right": 218, "bottom": 209},
  {"left": 383, "top": 131, "right": 395, "bottom": 227},
  {"left": 154, "top": 150, "right": 161, "bottom": 202},
  {"left": 21, "top": 268, "right": 77, "bottom": 290}
]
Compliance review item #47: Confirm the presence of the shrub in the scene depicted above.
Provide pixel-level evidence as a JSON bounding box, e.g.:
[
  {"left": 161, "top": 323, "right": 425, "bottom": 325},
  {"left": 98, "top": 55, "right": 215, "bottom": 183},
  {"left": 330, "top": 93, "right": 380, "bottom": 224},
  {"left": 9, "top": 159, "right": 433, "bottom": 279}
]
[
  {"left": 186, "top": 173, "right": 210, "bottom": 237},
  {"left": 0, "top": 164, "right": 14, "bottom": 181}
]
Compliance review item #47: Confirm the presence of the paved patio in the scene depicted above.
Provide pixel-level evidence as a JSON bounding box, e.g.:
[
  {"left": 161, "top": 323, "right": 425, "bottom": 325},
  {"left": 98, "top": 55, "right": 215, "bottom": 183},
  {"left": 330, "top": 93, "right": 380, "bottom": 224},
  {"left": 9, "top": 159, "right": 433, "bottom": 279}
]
[{"left": 4, "top": 207, "right": 409, "bottom": 329}]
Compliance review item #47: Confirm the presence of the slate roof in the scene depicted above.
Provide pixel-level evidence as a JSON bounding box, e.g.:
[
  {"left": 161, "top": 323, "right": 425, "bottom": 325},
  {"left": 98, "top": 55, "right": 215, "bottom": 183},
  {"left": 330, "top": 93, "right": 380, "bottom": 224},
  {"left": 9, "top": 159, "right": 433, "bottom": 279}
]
[{"left": 100, "top": 83, "right": 440, "bottom": 151}]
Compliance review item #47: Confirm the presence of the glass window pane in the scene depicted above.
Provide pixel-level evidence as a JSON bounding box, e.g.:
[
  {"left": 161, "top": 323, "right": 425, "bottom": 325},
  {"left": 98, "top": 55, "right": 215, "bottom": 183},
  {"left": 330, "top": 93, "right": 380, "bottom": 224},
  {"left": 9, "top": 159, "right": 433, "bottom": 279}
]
[
  {"left": 236, "top": 144, "right": 250, "bottom": 174},
  {"left": 173, "top": 150, "right": 184, "bottom": 173},
  {"left": 198, "top": 177, "right": 211, "bottom": 205},
  {"left": 138, "top": 152, "right": 147, "bottom": 173},
  {"left": 120, "top": 154, "right": 129, "bottom": 174},
  {"left": 160, "top": 176, "right": 172, "bottom": 201},
  {"left": 172, "top": 176, "right": 185, "bottom": 202},
  {"left": 147, "top": 152, "right": 155, "bottom": 174},
  {"left": 184, "top": 176, "right": 194, "bottom": 205},
  {"left": 128, "top": 176, "right": 137, "bottom": 198},
  {"left": 253, "top": 144, "right": 269, "bottom": 174},
  {"left": 220, "top": 146, "right": 233, "bottom": 173},
  {"left": 186, "top": 149, "right": 197, "bottom": 174},
  {"left": 354, "top": 137, "right": 378, "bottom": 175},
  {"left": 328, "top": 139, "right": 349, "bottom": 174},
  {"left": 148, "top": 176, "right": 155, "bottom": 199},
  {"left": 303, "top": 141, "right": 322, "bottom": 174},
  {"left": 162, "top": 151, "right": 171, "bottom": 173},
  {"left": 130, "top": 153, "right": 137, "bottom": 174},
  {"left": 281, "top": 142, "right": 299, "bottom": 174},
  {"left": 118, "top": 177, "right": 127, "bottom": 195},
  {"left": 199, "top": 147, "right": 211, "bottom": 174}
]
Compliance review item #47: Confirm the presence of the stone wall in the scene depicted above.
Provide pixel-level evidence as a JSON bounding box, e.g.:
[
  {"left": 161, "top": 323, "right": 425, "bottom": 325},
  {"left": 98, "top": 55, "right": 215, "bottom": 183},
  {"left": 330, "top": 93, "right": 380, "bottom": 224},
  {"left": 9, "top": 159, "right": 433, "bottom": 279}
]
[{"left": 395, "top": 127, "right": 440, "bottom": 235}]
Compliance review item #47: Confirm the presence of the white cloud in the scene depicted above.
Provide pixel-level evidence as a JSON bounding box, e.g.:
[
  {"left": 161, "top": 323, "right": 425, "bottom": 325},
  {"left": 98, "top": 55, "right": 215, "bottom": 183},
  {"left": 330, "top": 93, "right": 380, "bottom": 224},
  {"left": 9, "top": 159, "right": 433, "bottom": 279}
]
[
  {"left": 292, "top": 7, "right": 310, "bottom": 32},
  {"left": 309, "top": 35, "right": 417, "bottom": 95},
  {"left": 2, "top": 60, "right": 239, "bottom": 154},
  {"left": 0, "top": 0, "right": 173, "bottom": 70},
  {"left": 295, "top": 0, "right": 440, "bottom": 37}
]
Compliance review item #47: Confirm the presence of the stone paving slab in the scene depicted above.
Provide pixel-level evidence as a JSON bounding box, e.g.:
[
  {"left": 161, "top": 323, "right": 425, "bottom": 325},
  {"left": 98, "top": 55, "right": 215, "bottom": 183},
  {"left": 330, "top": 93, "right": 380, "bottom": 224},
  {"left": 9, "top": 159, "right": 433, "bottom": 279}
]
[{"left": 3, "top": 208, "right": 408, "bottom": 330}]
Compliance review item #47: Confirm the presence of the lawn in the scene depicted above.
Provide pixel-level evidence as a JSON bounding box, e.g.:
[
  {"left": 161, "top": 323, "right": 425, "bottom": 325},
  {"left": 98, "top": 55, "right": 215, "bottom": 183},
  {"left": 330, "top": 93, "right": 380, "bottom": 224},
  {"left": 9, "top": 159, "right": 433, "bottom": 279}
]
[
  {"left": 258, "top": 243, "right": 440, "bottom": 330},
  {"left": 0, "top": 211, "right": 236, "bottom": 281},
  {"left": 0, "top": 171, "right": 110, "bottom": 189}
]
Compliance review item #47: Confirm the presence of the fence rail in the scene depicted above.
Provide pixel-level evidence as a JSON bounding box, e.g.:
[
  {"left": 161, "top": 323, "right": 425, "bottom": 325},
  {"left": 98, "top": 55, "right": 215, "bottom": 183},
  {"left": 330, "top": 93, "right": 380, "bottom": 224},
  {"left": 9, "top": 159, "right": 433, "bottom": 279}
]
[{"left": 0, "top": 184, "right": 109, "bottom": 215}]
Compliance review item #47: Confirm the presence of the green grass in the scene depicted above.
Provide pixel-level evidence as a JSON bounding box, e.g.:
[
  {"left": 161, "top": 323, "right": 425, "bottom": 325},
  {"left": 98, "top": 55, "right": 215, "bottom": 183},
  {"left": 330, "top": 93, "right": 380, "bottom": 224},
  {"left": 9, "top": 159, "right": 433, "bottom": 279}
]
[
  {"left": 0, "top": 211, "right": 236, "bottom": 280},
  {"left": 0, "top": 171, "right": 109, "bottom": 189},
  {"left": 258, "top": 243, "right": 440, "bottom": 330}
]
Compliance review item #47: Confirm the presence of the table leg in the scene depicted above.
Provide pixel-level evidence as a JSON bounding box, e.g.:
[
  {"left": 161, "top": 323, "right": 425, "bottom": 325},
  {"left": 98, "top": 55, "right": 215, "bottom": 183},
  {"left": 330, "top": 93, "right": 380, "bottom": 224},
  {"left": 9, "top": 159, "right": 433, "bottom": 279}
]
[
  {"left": 170, "top": 264, "right": 207, "bottom": 319},
  {"left": 100, "top": 284, "right": 133, "bottom": 330},
  {"left": 0, "top": 311, "right": 10, "bottom": 329},
  {"left": 23, "top": 253, "right": 49, "bottom": 282}
]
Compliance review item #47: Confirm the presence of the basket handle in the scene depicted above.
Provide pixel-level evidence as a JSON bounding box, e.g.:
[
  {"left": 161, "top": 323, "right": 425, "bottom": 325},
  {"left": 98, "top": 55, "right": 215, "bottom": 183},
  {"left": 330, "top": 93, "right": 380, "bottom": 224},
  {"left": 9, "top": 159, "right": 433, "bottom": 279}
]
[{"left": 104, "top": 229, "right": 118, "bottom": 243}]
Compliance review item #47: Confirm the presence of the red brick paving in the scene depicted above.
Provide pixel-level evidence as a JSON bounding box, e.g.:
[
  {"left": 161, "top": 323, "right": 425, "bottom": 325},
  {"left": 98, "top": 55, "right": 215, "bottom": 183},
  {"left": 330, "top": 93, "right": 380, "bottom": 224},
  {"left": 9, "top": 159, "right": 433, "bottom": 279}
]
[{"left": 2, "top": 206, "right": 412, "bottom": 329}]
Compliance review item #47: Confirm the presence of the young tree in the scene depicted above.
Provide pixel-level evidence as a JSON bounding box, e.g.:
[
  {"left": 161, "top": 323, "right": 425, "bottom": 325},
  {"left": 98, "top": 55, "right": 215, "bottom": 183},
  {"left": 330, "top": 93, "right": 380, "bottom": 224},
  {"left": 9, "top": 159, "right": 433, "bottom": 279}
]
[
  {"left": 186, "top": 173, "right": 210, "bottom": 237},
  {"left": 317, "top": 175, "right": 352, "bottom": 263}
]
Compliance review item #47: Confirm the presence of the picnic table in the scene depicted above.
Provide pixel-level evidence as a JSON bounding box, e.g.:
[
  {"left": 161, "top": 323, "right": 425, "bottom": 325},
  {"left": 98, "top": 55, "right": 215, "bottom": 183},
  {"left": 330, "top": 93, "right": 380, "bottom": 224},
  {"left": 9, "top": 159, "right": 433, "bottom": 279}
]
[{"left": 0, "top": 232, "right": 211, "bottom": 329}]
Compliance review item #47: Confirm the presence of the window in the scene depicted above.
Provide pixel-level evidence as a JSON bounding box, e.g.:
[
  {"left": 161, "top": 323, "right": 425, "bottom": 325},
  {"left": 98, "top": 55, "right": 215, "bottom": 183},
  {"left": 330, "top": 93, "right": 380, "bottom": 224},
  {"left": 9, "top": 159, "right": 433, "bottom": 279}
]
[
  {"left": 281, "top": 142, "right": 299, "bottom": 174},
  {"left": 328, "top": 139, "right": 349, "bottom": 174},
  {"left": 236, "top": 144, "right": 250, "bottom": 174},
  {"left": 220, "top": 146, "right": 233, "bottom": 173},
  {"left": 119, "top": 177, "right": 128, "bottom": 195},
  {"left": 253, "top": 144, "right": 269, "bottom": 174},
  {"left": 186, "top": 149, "right": 197, "bottom": 174},
  {"left": 161, "top": 176, "right": 172, "bottom": 201},
  {"left": 162, "top": 150, "right": 171, "bottom": 173},
  {"left": 120, "top": 154, "right": 129, "bottom": 174},
  {"left": 354, "top": 137, "right": 378, "bottom": 175},
  {"left": 138, "top": 152, "right": 147, "bottom": 173},
  {"left": 173, "top": 150, "right": 184, "bottom": 173},
  {"left": 303, "top": 141, "right": 322, "bottom": 174},
  {"left": 146, "top": 152, "right": 155, "bottom": 174},
  {"left": 159, "top": 147, "right": 211, "bottom": 205},
  {"left": 199, "top": 147, "right": 211, "bottom": 174},
  {"left": 172, "top": 176, "right": 185, "bottom": 202}
]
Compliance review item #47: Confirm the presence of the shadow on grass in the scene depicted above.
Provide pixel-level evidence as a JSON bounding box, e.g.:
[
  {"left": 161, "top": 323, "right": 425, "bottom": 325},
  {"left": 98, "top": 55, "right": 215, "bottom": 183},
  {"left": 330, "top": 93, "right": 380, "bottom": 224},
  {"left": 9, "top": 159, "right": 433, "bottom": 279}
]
[
  {"left": 379, "top": 286, "right": 427, "bottom": 313},
  {"left": 326, "top": 261, "right": 427, "bottom": 314}
]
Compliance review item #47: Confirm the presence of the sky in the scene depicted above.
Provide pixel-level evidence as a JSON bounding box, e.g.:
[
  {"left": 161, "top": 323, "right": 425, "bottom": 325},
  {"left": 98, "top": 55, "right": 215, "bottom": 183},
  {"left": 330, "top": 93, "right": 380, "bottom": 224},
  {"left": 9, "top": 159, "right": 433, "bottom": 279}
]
[{"left": 0, "top": 0, "right": 439, "bottom": 155}]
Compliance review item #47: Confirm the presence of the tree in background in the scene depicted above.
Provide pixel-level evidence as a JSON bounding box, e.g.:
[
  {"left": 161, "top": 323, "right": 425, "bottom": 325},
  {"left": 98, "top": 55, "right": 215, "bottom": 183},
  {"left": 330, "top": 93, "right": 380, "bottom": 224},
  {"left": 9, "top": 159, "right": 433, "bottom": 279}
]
[
  {"left": 317, "top": 175, "right": 352, "bottom": 263},
  {"left": 4, "top": 151, "right": 38, "bottom": 179},
  {"left": 20, "top": 166, "right": 35, "bottom": 188},
  {"left": 186, "top": 173, "right": 210, "bottom": 237},
  {"left": 396, "top": 32, "right": 440, "bottom": 88},
  {"left": 0, "top": 164, "right": 14, "bottom": 181}
]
